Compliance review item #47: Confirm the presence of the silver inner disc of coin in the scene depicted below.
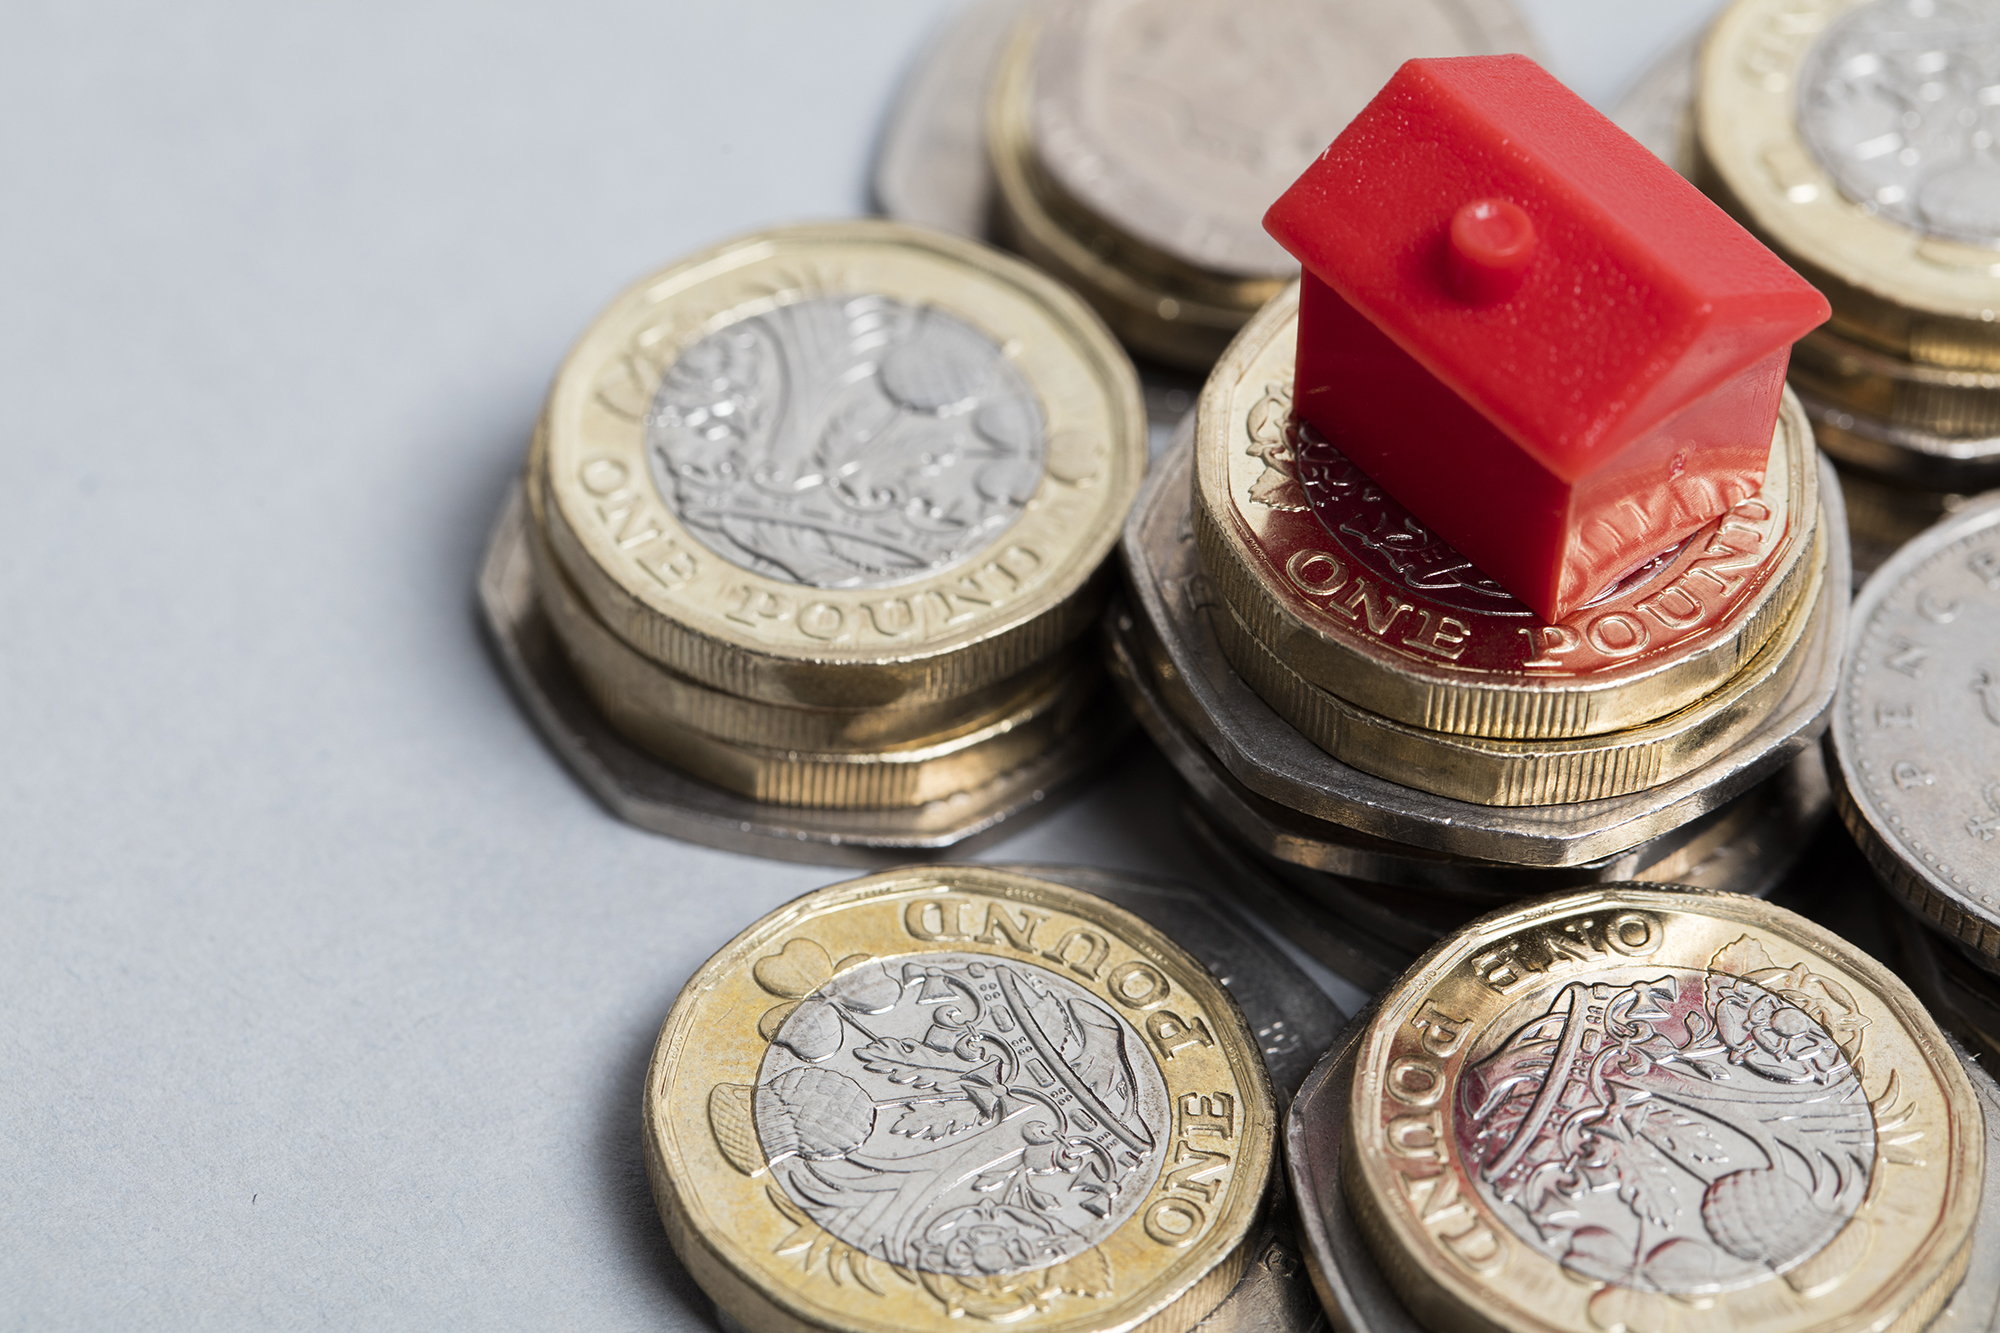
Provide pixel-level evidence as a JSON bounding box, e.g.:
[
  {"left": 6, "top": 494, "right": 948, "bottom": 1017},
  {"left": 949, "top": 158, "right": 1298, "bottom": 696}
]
[
  {"left": 755, "top": 951, "right": 1171, "bottom": 1277},
  {"left": 1798, "top": 0, "right": 2000, "bottom": 247},
  {"left": 1457, "top": 966, "right": 1874, "bottom": 1294},
  {"left": 1031, "top": 0, "right": 1503, "bottom": 277},
  {"left": 647, "top": 294, "right": 1047, "bottom": 589}
]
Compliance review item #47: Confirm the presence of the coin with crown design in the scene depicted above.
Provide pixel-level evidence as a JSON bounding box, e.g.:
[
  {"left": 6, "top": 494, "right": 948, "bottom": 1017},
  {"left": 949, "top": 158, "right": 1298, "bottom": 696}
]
[
  {"left": 1697, "top": 0, "right": 2000, "bottom": 373},
  {"left": 1337, "top": 886, "right": 1980, "bottom": 1333},
  {"left": 538, "top": 220, "right": 1144, "bottom": 712},
  {"left": 643, "top": 866, "right": 1276, "bottom": 1333},
  {"left": 1192, "top": 286, "right": 1822, "bottom": 745}
]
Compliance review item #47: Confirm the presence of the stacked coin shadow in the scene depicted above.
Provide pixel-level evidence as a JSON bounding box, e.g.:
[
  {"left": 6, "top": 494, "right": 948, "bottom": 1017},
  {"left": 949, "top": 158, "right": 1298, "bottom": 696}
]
[
  {"left": 878, "top": 0, "right": 1540, "bottom": 378},
  {"left": 1110, "top": 286, "right": 1849, "bottom": 990},
  {"left": 478, "top": 220, "right": 1147, "bottom": 863},
  {"left": 1616, "top": 0, "right": 2000, "bottom": 583},
  {"left": 1829, "top": 492, "right": 2000, "bottom": 1071},
  {"left": 1284, "top": 887, "right": 2000, "bottom": 1333}
]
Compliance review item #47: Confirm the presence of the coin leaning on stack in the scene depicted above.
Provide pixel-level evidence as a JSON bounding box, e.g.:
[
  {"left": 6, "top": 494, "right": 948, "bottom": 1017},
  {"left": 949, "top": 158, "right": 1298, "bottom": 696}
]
[
  {"left": 1831, "top": 492, "right": 2000, "bottom": 1068},
  {"left": 1107, "top": 282, "right": 1848, "bottom": 987},
  {"left": 1695, "top": 0, "right": 2000, "bottom": 579},
  {"left": 1288, "top": 886, "right": 2000, "bottom": 1333},
  {"left": 980, "top": 0, "right": 1539, "bottom": 370},
  {"left": 481, "top": 220, "right": 1148, "bottom": 856},
  {"left": 644, "top": 865, "right": 1285, "bottom": 1333}
]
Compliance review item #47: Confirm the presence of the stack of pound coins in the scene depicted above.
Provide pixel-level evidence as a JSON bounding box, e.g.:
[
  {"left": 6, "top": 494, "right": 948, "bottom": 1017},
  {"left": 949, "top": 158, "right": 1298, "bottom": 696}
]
[
  {"left": 1695, "top": 0, "right": 2000, "bottom": 580},
  {"left": 480, "top": 221, "right": 1147, "bottom": 859},
  {"left": 976, "top": 0, "right": 1540, "bottom": 371},
  {"left": 1287, "top": 886, "right": 2000, "bottom": 1333},
  {"left": 1107, "top": 284, "right": 1849, "bottom": 988},
  {"left": 642, "top": 864, "right": 1340, "bottom": 1333},
  {"left": 1831, "top": 493, "right": 2000, "bottom": 1068}
]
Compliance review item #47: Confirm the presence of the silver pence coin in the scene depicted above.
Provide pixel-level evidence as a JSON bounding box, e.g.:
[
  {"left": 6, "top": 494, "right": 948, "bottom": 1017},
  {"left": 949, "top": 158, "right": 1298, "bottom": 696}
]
[
  {"left": 1284, "top": 1013, "right": 2000, "bottom": 1333},
  {"left": 647, "top": 294, "right": 1046, "bottom": 589},
  {"left": 1830, "top": 491, "right": 2000, "bottom": 975},
  {"left": 1122, "top": 424, "right": 1849, "bottom": 867},
  {"left": 1028, "top": 0, "right": 1540, "bottom": 277},
  {"left": 1798, "top": 0, "right": 2000, "bottom": 248}
]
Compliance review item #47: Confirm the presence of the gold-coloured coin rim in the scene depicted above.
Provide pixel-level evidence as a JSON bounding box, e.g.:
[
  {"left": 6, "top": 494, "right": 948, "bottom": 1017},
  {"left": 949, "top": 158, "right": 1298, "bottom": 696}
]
[
  {"left": 986, "top": 17, "right": 1284, "bottom": 371},
  {"left": 540, "top": 219, "right": 1145, "bottom": 711},
  {"left": 643, "top": 865, "right": 1277, "bottom": 1333},
  {"left": 1194, "top": 288, "right": 1819, "bottom": 742},
  {"left": 602, "top": 657, "right": 1100, "bottom": 810},
  {"left": 525, "top": 456, "right": 1078, "bottom": 754},
  {"left": 1696, "top": 0, "right": 2000, "bottom": 369},
  {"left": 1791, "top": 325, "right": 2000, "bottom": 440},
  {"left": 1345, "top": 885, "right": 1981, "bottom": 1333},
  {"left": 1209, "top": 530, "right": 1825, "bottom": 806}
]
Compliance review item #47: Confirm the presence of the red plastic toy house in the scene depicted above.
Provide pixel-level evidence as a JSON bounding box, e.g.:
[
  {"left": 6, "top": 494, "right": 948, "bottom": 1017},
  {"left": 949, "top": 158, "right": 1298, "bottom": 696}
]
[{"left": 1263, "top": 55, "right": 1829, "bottom": 624}]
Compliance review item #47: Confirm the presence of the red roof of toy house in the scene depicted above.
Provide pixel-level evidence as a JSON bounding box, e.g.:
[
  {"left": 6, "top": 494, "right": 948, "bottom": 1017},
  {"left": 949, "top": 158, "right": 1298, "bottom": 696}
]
[{"left": 1262, "top": 55, "right": 1829, "bottom": 484}]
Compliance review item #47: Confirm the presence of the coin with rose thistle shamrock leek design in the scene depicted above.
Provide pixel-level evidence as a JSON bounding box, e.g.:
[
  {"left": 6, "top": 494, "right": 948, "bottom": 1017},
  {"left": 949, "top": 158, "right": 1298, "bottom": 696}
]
[
  {"left": 1339, "top": 886, "right": 1979, "bottom": 1333},
  {"left": 643, "top": 866, "right": 1275, "bottom": 1333}
]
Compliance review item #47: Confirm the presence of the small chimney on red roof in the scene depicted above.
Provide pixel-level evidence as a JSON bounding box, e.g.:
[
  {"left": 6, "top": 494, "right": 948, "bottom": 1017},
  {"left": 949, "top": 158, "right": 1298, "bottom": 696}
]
[{"left": 1263, "top": 54, "right": 1829, "bottom": 624}]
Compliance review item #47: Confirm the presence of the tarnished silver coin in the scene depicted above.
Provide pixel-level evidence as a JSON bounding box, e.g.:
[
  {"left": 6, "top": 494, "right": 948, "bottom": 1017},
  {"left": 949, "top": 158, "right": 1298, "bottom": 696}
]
[
  {"left": 1285, "top": 1012, "right": 2000, "bottom": 1333},
  {"left": 1123, "top": 427, "right": 1849, "bottom": 867},
  {"left": 1025, "top": 0, "right": 1539, "bottom": 279},
  {"left": 1798, "top": 0, "right": 2000, "bottom": 250},
  {"left": 1832, "top": 491, "right": 2000, "bottom": 973},
  {"left": 476, "top": 486, "right": 1127, "bottom": 864},
  {"left": 984, "top": 863, "right": 1344, "bottom": 1101}
]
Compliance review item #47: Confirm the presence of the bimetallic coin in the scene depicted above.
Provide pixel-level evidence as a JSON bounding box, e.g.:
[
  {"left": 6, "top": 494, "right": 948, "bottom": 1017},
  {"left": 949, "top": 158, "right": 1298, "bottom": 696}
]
[
  {"left": 478, "top": 487, "right": 1128, "bottom": 863},
  {"left": 582, "top": 658, "right": 1098, "bottom": 810},
  {"left": 644, "top": 866, "right": 1276, "bottom": 1333},
  {"left": 1114, "top": 587, "right": 1833, "bottom": 898},
  {"left": 1792, "top": 324, "right": 2000, "bottom": 489},
  {"left": 1194, "top": 287, "right": 1820, "bottom": 742},
  {"left": 526, "top": 468, "right": 1076, "bottom": 753},
  {"left": 1124, "top": 427, "right": 1850, "bottom": 866},
  {"left": 1830, "top": 491, "right": 2000, "bottom": 971},
  {"left": 1210, "top": 541, "right": 1824, "bottom": 805},
  {"left": 540, "top": 221, "right": 1144, "bottom": 710},
  {"left": 1344, "top": 887, "right": 1980, "bottom": 1333},
  {"left": 1289, "top": 1009, "right": 2000, "bottom": 1333},
  {"left": 1797, "top": 0, "right": 2000, "bottom": 251},
  {"left": 1698, "top": 0, "right": 2000, "bottom": 371}
]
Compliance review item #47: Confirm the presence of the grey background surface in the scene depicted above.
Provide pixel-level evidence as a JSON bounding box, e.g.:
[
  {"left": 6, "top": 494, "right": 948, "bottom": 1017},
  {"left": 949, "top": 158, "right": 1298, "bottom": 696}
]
[{"left": 0, "top": 2, "right": 1721, "bottom": 1326}]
